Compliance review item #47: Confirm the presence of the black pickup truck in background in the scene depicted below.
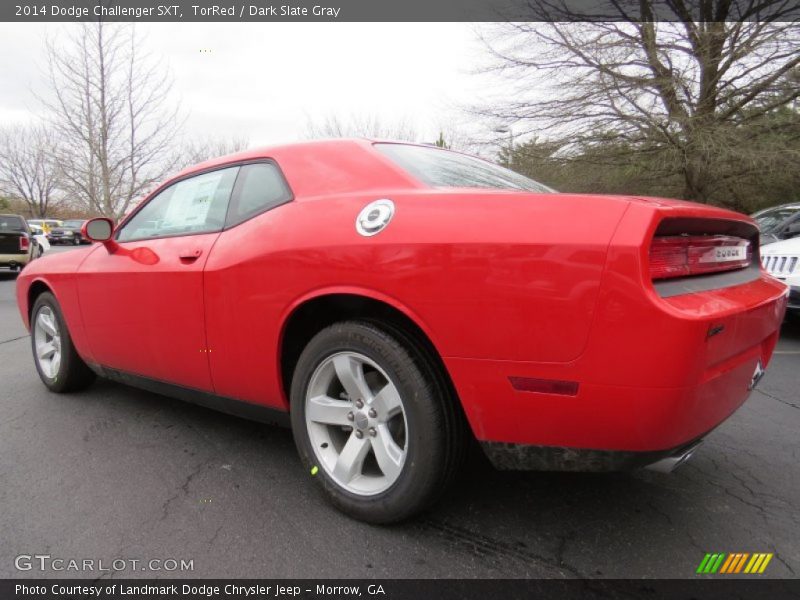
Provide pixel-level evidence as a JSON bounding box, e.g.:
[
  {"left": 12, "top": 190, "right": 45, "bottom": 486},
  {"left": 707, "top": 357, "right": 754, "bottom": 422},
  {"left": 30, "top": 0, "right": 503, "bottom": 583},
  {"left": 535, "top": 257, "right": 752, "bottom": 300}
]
[{"left": 0, "top": 214, "right": 36, "bottom": 272}]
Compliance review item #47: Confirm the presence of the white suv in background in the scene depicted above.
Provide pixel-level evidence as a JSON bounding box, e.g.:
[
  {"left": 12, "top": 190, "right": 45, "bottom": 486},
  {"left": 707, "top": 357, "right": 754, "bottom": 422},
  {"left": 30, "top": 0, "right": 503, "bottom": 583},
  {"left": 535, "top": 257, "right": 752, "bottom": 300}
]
[{"left": 762, "top": 237, "right": 800, "bottom": 313}]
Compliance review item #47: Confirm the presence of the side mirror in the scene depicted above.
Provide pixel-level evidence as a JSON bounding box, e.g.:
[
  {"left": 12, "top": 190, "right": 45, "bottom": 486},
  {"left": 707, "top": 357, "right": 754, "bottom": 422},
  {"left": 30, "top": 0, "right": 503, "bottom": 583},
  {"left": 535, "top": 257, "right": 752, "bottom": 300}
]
[
  {"left": 82, "top": 218, "right": 114, "bottom": 243},
  {"left": 785, "top": 222, "right": 800, "bottom": 236}
]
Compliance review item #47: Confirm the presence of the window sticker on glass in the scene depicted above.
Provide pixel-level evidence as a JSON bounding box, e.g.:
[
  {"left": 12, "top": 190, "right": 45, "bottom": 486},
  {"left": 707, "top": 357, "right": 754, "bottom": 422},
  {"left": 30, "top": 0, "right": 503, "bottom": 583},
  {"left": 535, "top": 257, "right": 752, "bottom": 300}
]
[{"left": 162, "top": 172, "right": 221, "bottom": 228}]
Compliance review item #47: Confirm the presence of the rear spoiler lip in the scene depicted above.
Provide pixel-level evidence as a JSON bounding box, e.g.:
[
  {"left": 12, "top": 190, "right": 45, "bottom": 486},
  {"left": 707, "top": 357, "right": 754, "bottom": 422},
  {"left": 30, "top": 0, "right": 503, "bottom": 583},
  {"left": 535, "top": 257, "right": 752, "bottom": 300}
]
[{"left": 630, "top": 195, "right": 757, "bottom": 225}]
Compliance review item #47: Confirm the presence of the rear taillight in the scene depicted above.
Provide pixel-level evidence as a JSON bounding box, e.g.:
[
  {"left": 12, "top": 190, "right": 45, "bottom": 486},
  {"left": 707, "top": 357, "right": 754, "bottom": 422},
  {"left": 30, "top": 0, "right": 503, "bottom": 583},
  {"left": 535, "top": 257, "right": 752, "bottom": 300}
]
[
  {"left": 19, "top": 235, "right": 30, "bottom": 251},
  {"left": 649, "top": 235, "right": 751, "bottom": 280}
]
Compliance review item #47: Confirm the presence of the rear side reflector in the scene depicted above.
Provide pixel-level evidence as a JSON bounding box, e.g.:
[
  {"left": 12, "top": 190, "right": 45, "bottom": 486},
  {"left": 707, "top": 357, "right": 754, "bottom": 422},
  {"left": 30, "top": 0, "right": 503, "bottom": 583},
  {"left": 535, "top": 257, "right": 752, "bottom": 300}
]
[
  {"left": 509, "top": 376, "right": 579, "bottom": 396},
  {"left": 19, "top": 235, "right": 29, "bottom": 251},
  {"left": 649, "top": 235, "right": 751, "bottom": 280}
]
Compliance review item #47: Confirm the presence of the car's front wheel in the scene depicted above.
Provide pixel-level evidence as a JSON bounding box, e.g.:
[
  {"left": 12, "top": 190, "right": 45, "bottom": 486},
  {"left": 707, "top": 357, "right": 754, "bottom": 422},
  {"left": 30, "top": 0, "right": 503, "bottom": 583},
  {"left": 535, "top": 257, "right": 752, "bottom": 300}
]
[
  {"left": 290, "top": 320, "right": 464, "bottom": 523},
  {"left": 31, "top": 292, "right": 96, "bottom": 393}
]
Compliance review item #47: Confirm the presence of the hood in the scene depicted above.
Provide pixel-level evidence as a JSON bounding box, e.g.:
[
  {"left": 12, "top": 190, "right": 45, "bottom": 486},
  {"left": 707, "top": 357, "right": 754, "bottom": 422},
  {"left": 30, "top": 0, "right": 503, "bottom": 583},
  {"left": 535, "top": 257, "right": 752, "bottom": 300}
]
[
  {"left": 761, "top": 236, "right": 800, "bottom": 255},
  {"left": 19, "top": 242, "right": 95, "bottom": 278}
]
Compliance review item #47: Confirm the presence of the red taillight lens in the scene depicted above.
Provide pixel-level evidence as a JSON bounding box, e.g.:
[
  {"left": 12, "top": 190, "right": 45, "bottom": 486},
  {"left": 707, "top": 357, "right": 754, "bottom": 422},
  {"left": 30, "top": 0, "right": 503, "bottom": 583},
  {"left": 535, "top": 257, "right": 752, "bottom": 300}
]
[
  {"left": 19, "top": 235, "right": 30, "bottom": 251},
  {"left": 649, "top": 235, "right": 751, "bottom": 280}
]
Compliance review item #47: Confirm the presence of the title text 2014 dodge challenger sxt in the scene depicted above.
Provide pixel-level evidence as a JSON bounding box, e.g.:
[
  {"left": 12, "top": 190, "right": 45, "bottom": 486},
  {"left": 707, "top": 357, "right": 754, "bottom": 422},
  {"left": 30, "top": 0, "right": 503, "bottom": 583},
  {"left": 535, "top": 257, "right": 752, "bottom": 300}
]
[{"left": 16, "top": 140, "right": 788, "bottom": 523}]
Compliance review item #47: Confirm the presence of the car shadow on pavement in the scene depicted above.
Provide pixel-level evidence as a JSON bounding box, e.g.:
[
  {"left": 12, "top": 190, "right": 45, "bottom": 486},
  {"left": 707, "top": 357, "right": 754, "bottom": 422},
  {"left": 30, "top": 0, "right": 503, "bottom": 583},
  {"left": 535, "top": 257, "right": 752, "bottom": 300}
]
[
  {"left": 779, "top": 315, "right": 799, "bottom": 341},
  {"left": 78, "top": 377, "right": 719, "bottom": 578}
]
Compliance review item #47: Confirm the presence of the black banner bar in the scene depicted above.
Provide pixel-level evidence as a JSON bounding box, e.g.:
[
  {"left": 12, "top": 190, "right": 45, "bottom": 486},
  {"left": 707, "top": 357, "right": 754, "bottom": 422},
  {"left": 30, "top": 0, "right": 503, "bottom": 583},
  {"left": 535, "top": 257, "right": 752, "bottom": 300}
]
[
  {"left": 3, "top": 0, "right": 799, "bottom": 22},
  {"left": 4, "top": 579, "right": 800, "bottom": 600}
]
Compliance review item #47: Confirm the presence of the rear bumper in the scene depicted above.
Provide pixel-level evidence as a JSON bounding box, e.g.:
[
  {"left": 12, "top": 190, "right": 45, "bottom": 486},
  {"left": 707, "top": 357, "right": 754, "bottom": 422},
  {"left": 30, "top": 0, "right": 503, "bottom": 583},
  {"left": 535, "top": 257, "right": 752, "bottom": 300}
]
[
  {"left": 481, "top": 438, "right": 704, "bottom": 472},
  {"left": 445, "top": 273, "right": 788, "bottom": 462},
  {"left": 0, "top": 252, "right": 31, "bottom": 267},
  {"left": 448, "top": 341, "right": 771, "bottom": 454}
]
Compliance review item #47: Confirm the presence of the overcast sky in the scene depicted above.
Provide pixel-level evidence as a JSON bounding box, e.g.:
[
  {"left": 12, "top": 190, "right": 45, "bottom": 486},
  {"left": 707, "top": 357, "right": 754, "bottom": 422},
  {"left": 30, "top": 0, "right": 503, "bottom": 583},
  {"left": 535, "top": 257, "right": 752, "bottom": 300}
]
[{"left": 0, "top": 22, "right": 492, "bottom": 147}]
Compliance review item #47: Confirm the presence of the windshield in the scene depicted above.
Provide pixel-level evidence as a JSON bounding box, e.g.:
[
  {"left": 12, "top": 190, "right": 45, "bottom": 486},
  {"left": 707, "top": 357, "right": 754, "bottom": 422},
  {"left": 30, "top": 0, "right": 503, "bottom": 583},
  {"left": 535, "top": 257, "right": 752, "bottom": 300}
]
[
  {"left": 375, "top": 143, "right": 555, "bottom": 193},
  {"left": 0, "top": 216, "right": 25, "bottom": 231},
  {"left": 62, "top": 220, "right": 85, "bottom": 228},
  {"left": 754, "top": 208, "right": 799, "bottom": 233}
]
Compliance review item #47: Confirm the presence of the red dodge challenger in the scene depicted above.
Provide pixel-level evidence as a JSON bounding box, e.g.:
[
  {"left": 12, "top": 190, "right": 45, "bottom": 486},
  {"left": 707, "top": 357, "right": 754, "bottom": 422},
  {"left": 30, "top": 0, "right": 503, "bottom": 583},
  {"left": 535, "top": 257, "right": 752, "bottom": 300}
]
[{"left": 16, "top": 139, "right": 788, "bottom": 523}]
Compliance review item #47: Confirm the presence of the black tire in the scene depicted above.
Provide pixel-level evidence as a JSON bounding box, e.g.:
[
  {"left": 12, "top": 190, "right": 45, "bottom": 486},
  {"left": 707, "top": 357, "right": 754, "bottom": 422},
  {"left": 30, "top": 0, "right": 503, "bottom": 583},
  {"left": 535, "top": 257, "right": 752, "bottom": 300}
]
[
  {"left": 72, "top": 237, "right": 80, "bottom": 245},
  {"left": 290, "top": 320, "right": 466, "bottom": 524},
  {"left": 30, "top": 292, "right": 96, "bottom": 393}
]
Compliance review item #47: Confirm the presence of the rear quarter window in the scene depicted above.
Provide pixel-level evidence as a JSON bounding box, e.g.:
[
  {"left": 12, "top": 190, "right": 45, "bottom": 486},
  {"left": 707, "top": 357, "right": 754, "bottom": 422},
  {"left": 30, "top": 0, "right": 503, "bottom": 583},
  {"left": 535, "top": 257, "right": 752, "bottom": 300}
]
[{"left": 225, "top": 162, "right": 292, "bottom": 228}]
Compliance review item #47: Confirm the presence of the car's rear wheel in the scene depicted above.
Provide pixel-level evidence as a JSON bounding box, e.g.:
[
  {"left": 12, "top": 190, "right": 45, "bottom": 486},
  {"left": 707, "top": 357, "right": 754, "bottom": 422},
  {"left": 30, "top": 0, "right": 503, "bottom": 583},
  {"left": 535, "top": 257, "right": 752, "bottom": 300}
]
[
  {"left": 290, "top": 320, "right": 463, "bottom": 524},
  {"left": 31, "top": 292, "right": 96, "bottom": 393}
]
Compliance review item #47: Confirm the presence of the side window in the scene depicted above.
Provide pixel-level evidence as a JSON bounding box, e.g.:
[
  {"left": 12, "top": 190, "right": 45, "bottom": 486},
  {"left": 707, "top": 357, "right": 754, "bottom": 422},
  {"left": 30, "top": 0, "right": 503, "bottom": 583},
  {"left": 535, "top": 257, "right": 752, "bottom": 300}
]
[
  {"left": 118, "top": 167, "right": 239, "bottom": 242},
  {"left": 226, "top": 162, "right": 292, "bottom": 228}
]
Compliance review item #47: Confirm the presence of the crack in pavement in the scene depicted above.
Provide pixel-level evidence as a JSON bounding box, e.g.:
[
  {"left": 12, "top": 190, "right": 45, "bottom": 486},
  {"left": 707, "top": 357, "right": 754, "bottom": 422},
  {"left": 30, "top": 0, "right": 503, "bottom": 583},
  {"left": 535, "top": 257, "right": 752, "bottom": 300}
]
[
  {"left": 756, "top": 388, "right": 799, "bottom": 411},
  {"left": 0, "top": 335, "right": 28, "bottom": 345},
  {"left": 774, "top": 552, "right": 796, "bottom": 576},
  {"left": 208, "top": 524, "right": 224, "bottom": 548},
  {"left": 704, "top": 476, "right": 769, "bottom": 519},
  {"left": 156, "top": 457, "right": 214, "bottom": 524},
  {"left": 646, "top": 500, "right": 674, "bottom": 527},
  {"left": 416, "top": 519, "right": 584, "bottom": 578}
]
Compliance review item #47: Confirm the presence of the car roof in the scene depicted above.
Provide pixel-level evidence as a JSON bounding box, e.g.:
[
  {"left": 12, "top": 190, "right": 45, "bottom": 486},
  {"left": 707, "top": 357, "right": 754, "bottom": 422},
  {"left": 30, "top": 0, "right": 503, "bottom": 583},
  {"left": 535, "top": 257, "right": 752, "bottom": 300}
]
[
  {"left": 162, "top": 138, "right": 426, "bottom": 200},
  {"left": 178, "top": 137, "right": 485, "bottom": 177},
  {"left": 752, "top": 203, "right": 800, "bottom": 216},
  {"left": 175, "top": 138, "right": 367, "bottom": 175}
]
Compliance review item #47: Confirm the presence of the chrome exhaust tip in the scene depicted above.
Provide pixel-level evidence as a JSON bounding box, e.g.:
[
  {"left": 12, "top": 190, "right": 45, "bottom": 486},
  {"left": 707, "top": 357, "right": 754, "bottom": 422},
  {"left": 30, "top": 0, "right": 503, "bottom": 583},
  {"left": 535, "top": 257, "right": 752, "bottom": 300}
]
[{"left": 645, "top": 440, "right": 703, "bottom": 474}]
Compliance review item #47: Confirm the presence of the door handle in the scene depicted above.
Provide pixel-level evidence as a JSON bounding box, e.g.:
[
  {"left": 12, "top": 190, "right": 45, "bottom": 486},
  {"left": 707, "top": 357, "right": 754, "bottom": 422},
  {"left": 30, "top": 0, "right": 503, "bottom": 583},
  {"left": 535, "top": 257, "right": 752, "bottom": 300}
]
[{"left": 179, "top": 248, "right": 203, "bottom": 261}]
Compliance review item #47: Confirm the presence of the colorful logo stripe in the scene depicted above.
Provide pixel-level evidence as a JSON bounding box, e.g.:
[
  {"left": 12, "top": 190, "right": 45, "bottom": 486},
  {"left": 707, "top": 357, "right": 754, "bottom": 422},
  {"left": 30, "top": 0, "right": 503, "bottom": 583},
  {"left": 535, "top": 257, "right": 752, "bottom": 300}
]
[{"left": 697, "top": 553, "right": 773, "bottom": 574}]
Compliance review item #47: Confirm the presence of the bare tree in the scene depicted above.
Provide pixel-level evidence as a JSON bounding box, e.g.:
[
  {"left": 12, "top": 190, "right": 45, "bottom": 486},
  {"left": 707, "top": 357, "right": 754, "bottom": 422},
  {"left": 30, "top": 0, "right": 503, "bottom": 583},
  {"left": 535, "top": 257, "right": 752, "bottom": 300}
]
[
  {"left": 44, "top": 22, "right": 182, "bottom": 220},
  {"left": 478, "top": 1, "right": 800, "bottom": 207},
  {"left": 306, "top": 113, "right": 482, "bottom": 154},
  {"left": 306, "top": 114, "right": 419, "bottom": 141},
  {"left": 0, "top": 124, "right": 61, "bottom": 217},
  {"left": 174, "top": 135, "right": 250, "bottom": 170}
]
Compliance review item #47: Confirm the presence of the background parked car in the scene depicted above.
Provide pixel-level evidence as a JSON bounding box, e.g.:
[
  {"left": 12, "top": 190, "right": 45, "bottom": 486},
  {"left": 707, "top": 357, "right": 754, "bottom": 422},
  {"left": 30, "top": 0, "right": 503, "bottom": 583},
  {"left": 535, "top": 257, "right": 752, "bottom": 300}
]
[
  {"left": 26, "top": 223, "right": 51, "bottom": 257},
  {"left": 47, "top": 219, "right": 89, "bottom": 245},
  {"left": 0, "top": 214, "right": 37, "bottom": 271},
  {"left": 27, "top": 219, "right": 63, "bottom": 235},
  {"left": 751, "top": 203, "right": 800, "bottom": 245},
  {"left": 761, "top": 235, "right": 800, "bottom": 315}
]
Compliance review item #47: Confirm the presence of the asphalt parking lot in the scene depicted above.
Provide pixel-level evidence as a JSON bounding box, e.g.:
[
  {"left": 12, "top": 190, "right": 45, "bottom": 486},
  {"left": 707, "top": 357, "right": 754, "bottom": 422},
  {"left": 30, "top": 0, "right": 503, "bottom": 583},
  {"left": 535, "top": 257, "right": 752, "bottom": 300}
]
[{"left": 1, "top": 245, "right": 798, "bottom": 579}]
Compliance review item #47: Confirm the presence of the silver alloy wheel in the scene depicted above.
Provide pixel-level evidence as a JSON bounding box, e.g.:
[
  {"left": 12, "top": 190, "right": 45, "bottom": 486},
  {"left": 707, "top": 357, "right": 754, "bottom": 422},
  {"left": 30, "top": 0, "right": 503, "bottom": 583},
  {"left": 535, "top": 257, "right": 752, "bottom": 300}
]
[
  {"left": 34, "top": 306, "right": 62, "bottom": 379},
  {"left": 305, "top": 351, "right": 408, "bottom": 496}
]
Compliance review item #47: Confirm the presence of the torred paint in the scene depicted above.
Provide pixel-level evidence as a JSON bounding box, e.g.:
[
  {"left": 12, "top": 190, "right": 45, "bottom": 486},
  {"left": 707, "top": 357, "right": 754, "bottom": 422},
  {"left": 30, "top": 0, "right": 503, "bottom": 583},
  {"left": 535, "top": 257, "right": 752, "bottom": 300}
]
[
  {"left": 77, "top": 233, "right": 219, "bottom": 390},
  {"left": 16, "top": 139, "right": 788, "bottom": 454}
]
